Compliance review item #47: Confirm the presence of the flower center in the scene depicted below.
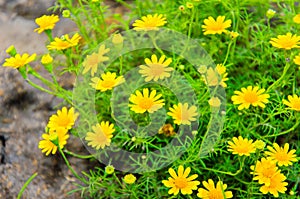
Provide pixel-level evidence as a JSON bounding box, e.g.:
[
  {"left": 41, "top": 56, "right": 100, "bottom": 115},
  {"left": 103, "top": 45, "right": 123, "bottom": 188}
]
[
  {"left": 139, "top": 98, "right": 154, "bottom": 110},
  {"left": 275, "top": 151, "right": 288, "bottom": 161},
  {"left": 149, "top": 64, "right": 164, "bottom": 76},
  {"left": 281, "top": 38, "right": 295, "bottom": 48},
  {"left": 208, "top": 189, "right": 223, "bottom": 199},
  {"left": 236, "top": 145, "right": 251, "bottom": 154},
  {"left": 57, "top": 116, "right": 71, "bottom": 127},
  {"left": 291, "top": 100, "right": 300, "bottom": 110},
  {"left": 101, "top": 80, "right": 116, "bottom": 88},
  {"left": 244, "top": 91, "right": 258, "bottom": 103},
  {"left": 174, "top": 177, "right": 188, "bottom": 189},
  {"left": 95, "top": 132, "right": 108, "bottom": 143}
]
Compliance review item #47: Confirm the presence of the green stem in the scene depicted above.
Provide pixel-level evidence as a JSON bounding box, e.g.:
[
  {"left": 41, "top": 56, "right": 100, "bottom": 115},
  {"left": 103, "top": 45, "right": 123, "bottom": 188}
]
[
  {"left": 59, "top": 147, "right": 87, "bottom": 184},
  {"left": 263, "top": 117, "right": 299, "bottom": 138},
  {"left": 150, "top": 34, "right": 164, "bottom": 55},
  {"left": 26, "top": 79, "right": 55, "bottom": 95},
  {"left": 267, "top": 62, "right": 290, "bottom": 92},
  {"left": 63, "top": 149, "right": 94, "bottom": 159},
  {"left": 222, "top": 41, "right": 233, "bottom": 66},
  {"left": 17, "top": 172, "right": 38, "bottom": 199}
]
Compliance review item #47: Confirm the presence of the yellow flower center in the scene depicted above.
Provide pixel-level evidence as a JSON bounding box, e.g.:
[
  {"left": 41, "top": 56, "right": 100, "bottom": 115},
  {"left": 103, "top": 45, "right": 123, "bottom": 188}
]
[
  {"left": 94, "top": 132, "right": 107, "bottom": 143},
  {"left": 208, "top": 189, "right": 223, "bottom": 199},
  {"left": 86, "top": 54, "right": 99, "bottom": 66},
  {"left": 150, "top": 64, "right": 165, "bottom": 76},
  {"left": 280, "top": 39, "right": 295, "bottom": 48},
  {"left": 291, "top": 101, "right": 300, "bottom": 109},
  {"left": 101, "top": 80, "right": 115, "bottom": 88},
  {"left": 274, "top": 151, "right": 288, "bottom": 162},
  {"left": 243, "top": 91, "right": 258, "bottom": 103},
  {"left": 57, "top": 116, "right": 71, "bottom": 127},
  {"left": 139, "top": 98, "right": 154, "bottom": 110},
  {"left": 211, "top": 23, "right": 224, "bottom": 31},
  {"left": 235, "top": 145, "right": 251, "bottom": 154},
  {"left": 174, "top": 177, "right": 188, "bottom": 189}
]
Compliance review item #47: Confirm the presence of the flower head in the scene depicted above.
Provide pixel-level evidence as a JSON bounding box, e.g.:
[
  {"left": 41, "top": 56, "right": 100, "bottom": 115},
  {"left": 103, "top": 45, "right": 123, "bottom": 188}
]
[
  {"left": 133, "top": 14, "right": 167, "bottom": 31},
  {"left": 90, "top": 72, "right": 125, "bottom": 92},
  {"left": 105, "top": 165, "right": 115, "bottom": 174},
  {"left": 41, "top": 54, "right": 53, "bottom": 65},
  {"left": 227, "top": 136, "right": 256, "bottom": 156},
  {"left": 162, "top": 165, "right": 200, "bottom": 196},
  {"left": 202, "top": 16, "right": 231, "bottom": 35},
  {"left": 3, "top": 53, "right": 36, "bottom": 69},
  {"left": 6, "top": 45, "right": 16, "bottom": 55},
  {"left": 283, "top": 94, "right": 300, "bottom": 111},
  {"left": 265, "top": 143, "right": 297, "bottom": 166},
  {"left": 129, "top": 88, "right": 165, "bottom": 114},
  {"left": 293, "top": 14, "right": 300, "bottom": 24},
  {"left": 228, "top": 31, "right": 239, "bottom": 39},
  {"left": 293, "top": 54, "right": 300, "bottom": 65},
  {"left": 85, "top": 121, "right": 115, "bottom": 150},
  {"left": 208, "top": 97, "right": 221, "bottom": 107},
  {"left": 112, "top": 33, "right": 124, "bottom": 45},
  {"left": 197, "top": 179, "right": 233, "bottom": 199},
  {"left": 82, "top": 45, "right": 110, "bottom": 76},
  {"left": 168, "top": 103, "right": 198, "bottom": 125},
  {"left": 266, "top": 9, "right": 276, "bottom": 19},
  {"left": 259, "top": 171, "right": 288, "bottom": 197},
  {"left": 47, "top": 33, "right": 81, "bottom": 50},
  {"left": 62, "top": 10, "right": 70, "bottom": 18},
  {"left": 158, "top": 123, "right": 176, "bottom": 136},
  {"left": 34, "top": 14, "right": 59, "bottom": 34},
  {"left": 250, "top": 158, "right": 279, "bottom": 186},
  {"left": 123, "top": 174, "right": 137, "bottom": 184},
  {"left": 139, "top": 54, "right": 173, "bottom": 82},
  {"left": 203, "top": 66, "right": 228, "bottom": 88},
  {"left": 231, "top": 86, "right": 270, "bottom": 110},
  {"left": 254, "top": 140, "right": 265, "bottom": 150},
  {"left": 38, "top": 127, "right": 69, "bottom": 156},
  {"left": 270, "top": 33, "right": 300, "bottom": 50},
  {"left": 47, "top": 107, "right": 79, "bottom": 131}
]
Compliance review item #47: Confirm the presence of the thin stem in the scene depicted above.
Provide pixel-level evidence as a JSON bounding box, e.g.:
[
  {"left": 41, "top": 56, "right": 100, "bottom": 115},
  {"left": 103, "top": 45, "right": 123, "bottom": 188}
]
[
  {"left": 26, "top": 79, "right": 55, "bottom": 95},
  {"left": 59, "top": 147, "right": 88, "bottom": 184},
  {"left": 63, "top": 149, "right": 94, "bottom": 159},
  {"left": 267, "top": 62, "right": 290, "bottom": 92},
  {"left": 17, "top": 172, "right": 38, "bottom": 199},
  {"left": 222, "top": 41, "right": 233, "bottom": 66}
]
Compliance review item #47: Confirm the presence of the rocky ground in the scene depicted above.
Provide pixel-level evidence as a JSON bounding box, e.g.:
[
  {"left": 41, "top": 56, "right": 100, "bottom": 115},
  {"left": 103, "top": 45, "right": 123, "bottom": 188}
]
[{"left": 0, "top": 0, "right": 99, "bottom": 198}]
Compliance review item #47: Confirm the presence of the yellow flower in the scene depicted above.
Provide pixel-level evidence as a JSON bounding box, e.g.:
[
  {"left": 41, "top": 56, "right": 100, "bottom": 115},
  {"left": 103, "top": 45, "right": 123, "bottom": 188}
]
[
  {"left": 90, "top": 72, "right": 125, "bottom": 92},
  {"left": 265, "top": 143, "right": 297, "bottom": 166},
  {"left": 112, "top": 33, "right": 124, "bottom": 45},
  {"left": 270, "top": 33, "right": 300, "bottom": 50},
  {"left": 5, "top": 45, "right": 16, "bottom": 55},
  {"left": 129, "top": 88, "right": 165, "bottom": 114},
  {"left": 228, "top": 31, "right": 239, "bottom": 39},
  {"left": 105, "top": 165, "right": 115, "bottom": 174},
  {"left": 47, "top": 33, "right": 81, "bottom": 50},
  {"left": 139, "top": 54, "right": 173, "bottom": 82},
  {"left": 158, "top": 123, "right": 176, "bottom": 136},
  {"left": 259, "top": 171, "right": 288, "bottom": 198},
  {"left": 227, "top": 136, "right": 256, "bottom": 156},
  {"left": 38, "top": 127, "right": 69, "bottom": 156},
  {"left": 283, "top": 94, "right": 300, "bottom": 111},
  {"left": 293, "top": 14, "right": 300, "bottom": 24},
  {"left": 162, "top": 165, "right": 200, "bottom": 196},
  {"left": 202, "top": 16, "right": 231, "bottom": 35},
  {"left": 41, "top": 54, "right": 53, "bottom": 65},
  {"left": 62, "top": 10, "right": 70, "bottom": 18},
  {"left": 250, "top": 158, "right": 279, "bottom": 186},
  {"left": 293, "top": 54, "right": 300, "bottom": 65},
  {"left": 123, "top": 174, "right": 137, "bottom": 184},
  {"left": 186, "top": 2, "right": 193, "bottom": 9},
  {"left": 197, "top": 179, "right": 233, "bottom": 199},
  {"left": 178, "top": 5, "right": 185, "bottom": 11},
  {"left": 47, "top": 107, "right": 79, "bottom": 131},
  {"left": 82, "top": 45, "right": 110, "bottom": 76},
  {"left": 231, "top": 86, "right": 270, "bottom": 110},
  {"left": 167, "top": 103, "right": 198, "bottom": 125},
  {"left": 85, "top": 121, "right": 115, "bottom": 150},
  {"left": 3, "top": 53, "right": 36, "bottom": 69},
  {"left": 208, "top": 97, "right": 221, "bottom": 107},
  {"left": 34, "top": 14, "right": 59, "bottom": 34},
  {"left": 204, "top": 65, "right": 228, "bottom": 88},
  {"left": 266, "top": 9, "right": 276, "bottom": 19},
  {"left": 254, "top": 140, "right": 265, "bottom": 150},
  {"left": 132, "top": 14, "right": 167, "bottom": 31}
]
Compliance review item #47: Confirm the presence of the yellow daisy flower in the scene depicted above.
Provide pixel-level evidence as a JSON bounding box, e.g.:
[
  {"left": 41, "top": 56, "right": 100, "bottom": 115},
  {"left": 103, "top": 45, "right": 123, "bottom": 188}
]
[
  {"left": 3, "top": 53, "right": 36, "bottom": 69},
  {"left": 227, "top": 136, "right": 256, "bottom": 156},
  {"left": 90, "top": 72, "right": 125, "bottom": 92},
  {"left": 197, "top": 179, "right": 233, "bottom": 199},
  {"left": 202, "top": 16, "right": 231, "bottom": 35},
  {"left": 270, "top": 33, "right": 300, "bottom": 50},
  {"left": 105, "top": 165, "right": 115, "bottom": 174},
  {"left": 283, "top": 94, "right": 300, "bottom": 111},
  {"left": 266, "top": 9, "right": 276, "bottom": 19},
  {"left": 259, "top": 171, "right": 288, "bottom": 198},
  {"left": 139, "top": 54, "right": 173, "bottom": 82},
  {"left": 132, "top": 14, "right": 167, "bottom": 31},
  {"left": 204, "top": 65, "right": 228, "bottom": 88},
  {"left": 231, "top": 86, "right": 270, "bottom": 110},
  {"left": 168, "top": 103, "right": 198, "bottom": 125},
  {"left": 82, "top": 45, "right": 110, "bottom": 76},
  {"left": 250, "top": 158, "right": 279, "bottom": 186},
  {"left": 293, "top": 14, "right": 300, "bottom": 24},
  {"left": 162, "top": 165, "right": 200, "bottom": 196},
  {"left": 41, "top": 54, "right": 53, "bottom": 65},
  {"left": 265, "top": 143, "right": 298, "bottom": 166},
  {"left": 228, "top": 31, "right": 239, "bottom": 39},
  {"left": 208, "top": 97, "right": 221, "bottom": 107},
  {"left": 293, "top": 54, "right": 300, "bottom": 65},
  {"left": 254, "top": 140, "right": 265, "bottom": 150},
  {"left": 38, "top": 127, "right": 69, "bottom": 156},
  {"left": 123, "top": 174, "right": 137, "bottom": 184},
  {"left": 34, "top": 14, "right": 59, "bottom": 34},
  {"left": 47, "top": 33, "right": 81, "bottom": 50},
  {"left": 85, "top": 121, "right": 115, "bottom": 150},
  {"left": 47, "top": 107, "right": 79, "bottom": 131},
  {"left": 129, "top": 88, "right": 165, "bottom": 114},
  {"left": 158, "top": 123, "right": 176, "bottom": 137}
]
